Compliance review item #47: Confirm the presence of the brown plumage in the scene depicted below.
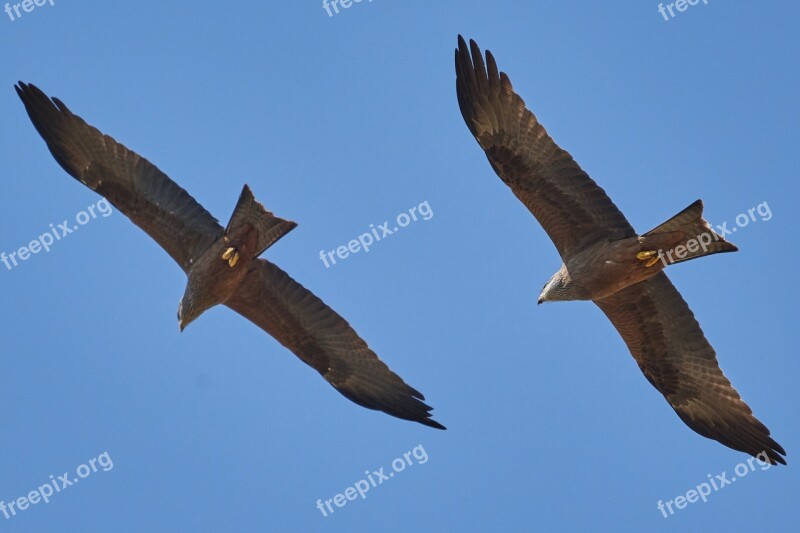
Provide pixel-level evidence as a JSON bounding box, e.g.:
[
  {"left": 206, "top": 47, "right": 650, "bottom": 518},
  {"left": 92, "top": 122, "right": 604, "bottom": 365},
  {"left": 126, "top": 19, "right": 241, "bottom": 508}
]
[
  {"left": 16, "top": 82, "right": 444, "bottom": 430},
  {"left": 455, "top": 36, "right": 784, "bottom": 463}
]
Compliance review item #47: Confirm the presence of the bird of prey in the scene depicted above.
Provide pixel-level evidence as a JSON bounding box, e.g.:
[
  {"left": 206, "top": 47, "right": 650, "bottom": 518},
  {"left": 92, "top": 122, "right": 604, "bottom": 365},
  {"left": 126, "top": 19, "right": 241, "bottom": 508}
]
[
  {"left": 16, "top": 82, "right": 444, "bottom": 430},
  {"left": 455, "top": 36, "right": 785, "bottom": 464}
]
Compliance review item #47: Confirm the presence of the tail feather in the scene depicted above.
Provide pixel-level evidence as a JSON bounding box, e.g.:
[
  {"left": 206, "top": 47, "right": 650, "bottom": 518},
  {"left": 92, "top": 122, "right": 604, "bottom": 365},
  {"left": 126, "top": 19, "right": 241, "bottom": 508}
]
[
  {"left": 226, "top": 184, "right": 297, "bottom": 257},
  {"left": 644, "top": 200, "right": 737, "bottom": 266}
]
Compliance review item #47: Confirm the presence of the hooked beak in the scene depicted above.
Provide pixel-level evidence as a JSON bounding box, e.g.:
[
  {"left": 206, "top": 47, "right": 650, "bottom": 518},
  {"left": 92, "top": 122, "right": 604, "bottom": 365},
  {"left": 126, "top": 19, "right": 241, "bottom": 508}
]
[
  {"left": 537, "top": 297, "right": 544, "bottom": 305},
  {"left": 178, "top": 301, "right": 188, "bottom": 332}
]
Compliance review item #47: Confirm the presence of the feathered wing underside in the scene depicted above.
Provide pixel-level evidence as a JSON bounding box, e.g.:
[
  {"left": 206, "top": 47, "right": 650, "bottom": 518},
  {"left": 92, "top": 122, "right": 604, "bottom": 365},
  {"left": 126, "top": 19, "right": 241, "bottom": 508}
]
[
  {"left": 595, "top": 273, "right": 785, "bottom": 464},
  {"left": 455, "top": 36, "right": 635, "bottom": 260},
  {"left": 16, "top": 82, "right": 223, "bottom": 272},
  {"left": 225, "top": 259, "right": 445, "bottom": 429}
]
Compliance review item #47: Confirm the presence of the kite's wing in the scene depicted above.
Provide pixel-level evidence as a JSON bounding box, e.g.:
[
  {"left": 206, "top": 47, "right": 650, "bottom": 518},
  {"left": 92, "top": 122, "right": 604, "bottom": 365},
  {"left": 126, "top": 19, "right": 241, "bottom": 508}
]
[
  {"left": 225, "top": 259, "right": 445, "bottom": 429},
  {"left": 16, "top": 82, "right": 222, "bottom": 272},
  {"left": 595, "top": 272, "right": 785, "bottom": 464},
  {"left": 455, "top": 37, "right": 635, "bottom": 260}
]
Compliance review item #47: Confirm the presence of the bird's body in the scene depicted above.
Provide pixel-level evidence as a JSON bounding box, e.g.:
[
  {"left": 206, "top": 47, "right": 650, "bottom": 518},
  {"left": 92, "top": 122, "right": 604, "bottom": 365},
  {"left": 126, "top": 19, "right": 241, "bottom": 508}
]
[
  {"left": 541, "top": 201, "right": 725, "bottom": 302},
  {"left": 541, "top": 238, "right": 649, "bottom": 302},
  {"left": 177, "top": 185, "right": 296, "bottom": 331},
  {"left": 456, "top": 36, "right": 785, "bottom": 464},
  {"left": 16, "top": 82, "right": 444, "bottom": 430},
  {"left": 178, "top": 226, "right": 258, "bottom": 328}
]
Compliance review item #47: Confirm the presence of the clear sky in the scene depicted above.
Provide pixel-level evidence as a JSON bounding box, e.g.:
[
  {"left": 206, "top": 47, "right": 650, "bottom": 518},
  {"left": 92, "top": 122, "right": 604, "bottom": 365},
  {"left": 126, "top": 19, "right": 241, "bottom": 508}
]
[{"left": 1, "top": 1, "right": 798, "bottom": 531}]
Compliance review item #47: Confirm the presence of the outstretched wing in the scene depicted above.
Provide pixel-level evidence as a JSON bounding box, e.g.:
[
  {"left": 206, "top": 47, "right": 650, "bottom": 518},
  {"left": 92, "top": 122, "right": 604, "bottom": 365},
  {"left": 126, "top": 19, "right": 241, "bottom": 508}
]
[
  {"left": 455, "top": 37, "right": 635, "bottom": 260},
  {"left": 595, "top": 273, "right": 785, "bottom": 464},
  {"left": 16, "top": 82, "right": 222, "bottom": 272},
  {"left": 225, "top": 259, "right": 445, "bottom": 429}
]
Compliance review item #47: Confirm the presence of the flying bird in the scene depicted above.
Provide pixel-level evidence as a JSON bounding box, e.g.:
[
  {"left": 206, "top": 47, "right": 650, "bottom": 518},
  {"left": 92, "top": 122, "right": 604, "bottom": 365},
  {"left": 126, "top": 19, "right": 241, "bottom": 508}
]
[
  {"left": 16, "top": 82, "right": 444, "bottom": 430},
  {"left": 455, "top": 36, "right": 784, "bottom": 463}
]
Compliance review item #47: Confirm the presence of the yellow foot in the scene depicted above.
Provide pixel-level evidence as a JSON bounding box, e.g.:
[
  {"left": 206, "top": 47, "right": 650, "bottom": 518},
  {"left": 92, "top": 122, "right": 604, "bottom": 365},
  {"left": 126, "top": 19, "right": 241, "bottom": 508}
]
[
  {"left": 636, "top": 250, "right": 657, "bottom": 260},
  {"left": 222, "top": 247, "right": 240, "bottom": 267},
  {"left": 636, "top": 250, "right": 660, "bottom": 268}
]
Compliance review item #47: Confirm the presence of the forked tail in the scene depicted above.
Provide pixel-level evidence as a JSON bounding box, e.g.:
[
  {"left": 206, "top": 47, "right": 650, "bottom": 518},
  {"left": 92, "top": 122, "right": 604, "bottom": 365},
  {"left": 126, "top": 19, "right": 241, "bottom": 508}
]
[
  {"left": 644, "top": 200, "right": 738, "bottom": 266},
  {"left": 226, "top": 184, "right": 298, "bottom": 257}
]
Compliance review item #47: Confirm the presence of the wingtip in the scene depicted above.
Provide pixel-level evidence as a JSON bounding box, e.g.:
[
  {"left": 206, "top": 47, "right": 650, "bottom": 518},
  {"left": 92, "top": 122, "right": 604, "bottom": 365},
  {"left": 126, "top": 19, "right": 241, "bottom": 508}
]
[
  {"left": 469, "top": 38, "right": 482, "bottom": 59},
  {"left": 765, "top": 438, "right": 787, "bottom": 465},
  {"left": 761, "top": 447, "right": 787, "bottom": 466},
  {"left": 402, "top": 389, "right": 446, "bottom": 430},
  {"left": 14, "top": 81, "right": 30, "bottom": 100},
  {"left": 14, "top": 81, "right": 40, "bottom": 100},
  {"left": 15, "top": 81, "right": 65, "bottom": 115},
  {"left": 456, "top": 35, "right": 486, "bottom": 61},
  {"left": 421, "top": 418, "right": 447, "bottom": 430}
]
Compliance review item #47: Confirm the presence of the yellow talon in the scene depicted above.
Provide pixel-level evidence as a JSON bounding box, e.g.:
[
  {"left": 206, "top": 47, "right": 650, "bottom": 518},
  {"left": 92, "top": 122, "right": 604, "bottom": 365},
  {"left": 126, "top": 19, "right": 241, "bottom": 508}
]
[
  {"left": 222, "top": 247, "right": 236, "bottom": 260},
  {"left": 645, "top": 256, "right": 660, "bottom": 268},
  {"left": 636, "top": 250, "right": 658, "bottom": 260},
  {"left": 228, "top": 252, "right": 240, "bottom": 268}
]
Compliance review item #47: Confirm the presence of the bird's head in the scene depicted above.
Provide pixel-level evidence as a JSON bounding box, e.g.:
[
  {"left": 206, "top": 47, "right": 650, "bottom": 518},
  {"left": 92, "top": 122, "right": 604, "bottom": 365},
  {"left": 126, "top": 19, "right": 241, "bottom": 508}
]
[
  {"left": 178, "top": 282, "right": 212, "bottom": 332},
  {"left": 177, "top": 295, "right": 198, "bottom": 332},
  {"left": 538, "top": 266, "right": 571, "bottom": 304}
]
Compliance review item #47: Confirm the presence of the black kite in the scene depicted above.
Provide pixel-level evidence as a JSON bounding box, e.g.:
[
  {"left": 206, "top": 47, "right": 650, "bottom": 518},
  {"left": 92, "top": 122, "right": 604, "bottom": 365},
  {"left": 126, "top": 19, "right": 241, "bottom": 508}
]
[
  {"left": 16, "top": 82, "right": 444, "bottom": 430},
  {"left": 455, "top": 36, "right": 784, "bottom": 463}
]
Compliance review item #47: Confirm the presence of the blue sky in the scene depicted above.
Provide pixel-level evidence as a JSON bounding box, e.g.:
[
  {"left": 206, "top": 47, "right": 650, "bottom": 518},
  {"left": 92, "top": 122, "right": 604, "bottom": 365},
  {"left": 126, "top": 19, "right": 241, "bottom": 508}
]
[{"left": 1, "top": 1, "right": 798, "bottom": 531}]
